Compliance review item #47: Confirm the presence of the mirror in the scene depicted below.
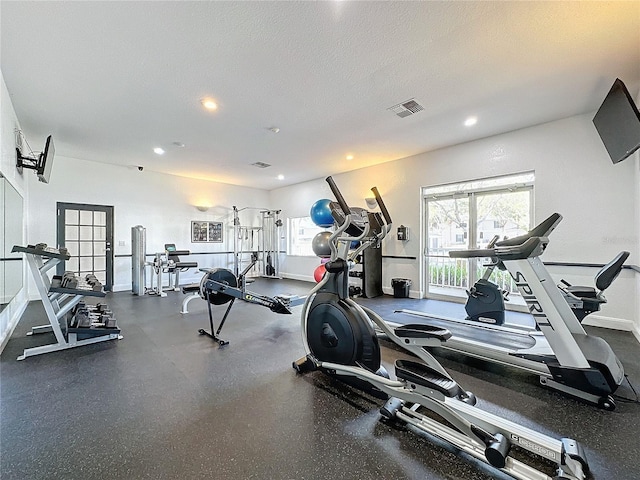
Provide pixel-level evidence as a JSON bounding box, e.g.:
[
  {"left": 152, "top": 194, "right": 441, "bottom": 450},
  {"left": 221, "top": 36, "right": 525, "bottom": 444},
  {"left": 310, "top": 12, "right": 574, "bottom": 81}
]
[{"left": 0, "top": 175, "right": 24, "bottom": 312}]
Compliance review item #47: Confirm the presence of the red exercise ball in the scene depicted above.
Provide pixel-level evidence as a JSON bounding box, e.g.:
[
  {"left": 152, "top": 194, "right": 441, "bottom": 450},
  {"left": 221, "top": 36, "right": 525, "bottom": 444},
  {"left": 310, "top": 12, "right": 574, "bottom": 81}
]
[{"left": 313, "top": 264, "right": 326, "bottom": 283}]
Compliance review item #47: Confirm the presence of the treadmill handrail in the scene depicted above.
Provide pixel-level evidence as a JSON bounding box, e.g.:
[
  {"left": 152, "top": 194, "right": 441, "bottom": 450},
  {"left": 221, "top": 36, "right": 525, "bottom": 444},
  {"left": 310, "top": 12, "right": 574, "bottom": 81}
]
[
  {"left": 448, "top": 213, "right": 561, "bottom": 259},
  {"left": 495, "top": 212, "right": 561, "bottom": 247},
  {"left": 451, "top": 237, "right": 548, "bottom": 260},
  {"left": 449, "top": 248, "right": 495, "bottom": 259}
]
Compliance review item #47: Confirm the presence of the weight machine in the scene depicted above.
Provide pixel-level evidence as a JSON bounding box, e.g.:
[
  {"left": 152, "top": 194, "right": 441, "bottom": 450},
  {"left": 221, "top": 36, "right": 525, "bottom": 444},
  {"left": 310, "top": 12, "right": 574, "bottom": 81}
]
[
  {"left": 130, "top": 226, "right": 198, "bottom": 297},
  {"left": 232, "top": 206, "right": 282, "bottom": 279}
]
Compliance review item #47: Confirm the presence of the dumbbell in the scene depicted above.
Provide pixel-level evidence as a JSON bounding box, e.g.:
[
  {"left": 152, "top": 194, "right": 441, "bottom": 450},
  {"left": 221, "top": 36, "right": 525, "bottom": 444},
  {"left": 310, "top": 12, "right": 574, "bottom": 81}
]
[
  {"left": 84, "top": 275, "right": 103, "bottom": 291},
  {"left": 103, "top": 314, "right": 117, "bottom": 329},
  {"left": 74, "top": 309, "right": 92, "bottom": 328},
  {"left": 62, "top": 272, "right": 79, "bottom": 289},
  {"left": 34, "top": 243, "right": 48, "bottom": 251},
  {"left": 58, "top": 246, "right": 69, "bottom": 256},
  {"left": 51, "top": 275, "right": 63, "bottom": 288},
  {"left": 95, "top": 303, "right": 110, "bottom": 313},
  {"left": 72, "top": 301, "right": 87, "bottom": 314}
]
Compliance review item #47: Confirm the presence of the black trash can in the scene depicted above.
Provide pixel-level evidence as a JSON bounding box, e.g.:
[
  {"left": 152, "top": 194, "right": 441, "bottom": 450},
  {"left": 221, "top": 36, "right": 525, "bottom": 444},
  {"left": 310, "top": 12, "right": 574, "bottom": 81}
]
[{"left": 391, "top": 278, "right": 412, "bottom": 298}]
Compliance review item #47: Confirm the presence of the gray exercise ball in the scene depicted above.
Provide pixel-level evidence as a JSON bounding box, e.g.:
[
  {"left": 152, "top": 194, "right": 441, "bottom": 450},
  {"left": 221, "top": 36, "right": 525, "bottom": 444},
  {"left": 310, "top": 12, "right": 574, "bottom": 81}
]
[{"left": 312, "top": 231, "right": 332, "bottom": 258}]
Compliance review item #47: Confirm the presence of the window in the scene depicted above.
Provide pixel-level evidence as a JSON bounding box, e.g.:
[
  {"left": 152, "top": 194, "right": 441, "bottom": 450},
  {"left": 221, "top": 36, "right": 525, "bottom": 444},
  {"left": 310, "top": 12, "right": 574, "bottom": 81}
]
[
  {"left": 287, "top": 217, "right": 328, "bottom": 256},
  {"left": 423, "top": 172, "right": 534, "bottom": 300}
]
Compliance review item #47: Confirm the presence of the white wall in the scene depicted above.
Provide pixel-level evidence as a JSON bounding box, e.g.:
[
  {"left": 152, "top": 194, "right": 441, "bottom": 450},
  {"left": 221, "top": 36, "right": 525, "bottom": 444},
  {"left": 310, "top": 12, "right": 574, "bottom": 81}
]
[
  {"left": 270, "top": 114, "right": 639, "bottom": 331},
  {"left": 634, "top": 89, "right": 640, "bottom": 341},
  {"left": 27, "top": 157, "right": 270, "bottom": 292},
  {"left": 0, "top": 72, "right": 29, "bottom": 349}
]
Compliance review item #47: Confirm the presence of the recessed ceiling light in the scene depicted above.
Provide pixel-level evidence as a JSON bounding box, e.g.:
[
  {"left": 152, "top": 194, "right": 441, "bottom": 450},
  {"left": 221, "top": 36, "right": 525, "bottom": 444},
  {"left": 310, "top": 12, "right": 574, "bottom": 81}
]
[
  {"left": 201, "top": 97, "right": 218, "bottom": 110},
  {"left": 346, "top": 154, "right": 354, "bottom": 160},
  {"left": 277, "top": 174, "right": 285, "bottom": 180},
  {"left": 172, "top": 142, "right": 185, "bottom": 148},
  {"left": 153, "top": 147, "right": 165, "bottom": 155},
  {"left": 268, "top": 127, "right": 280, "bottom": 134},
  {"left": 464, "top": 116, "right": 477, "bottom": 127}
]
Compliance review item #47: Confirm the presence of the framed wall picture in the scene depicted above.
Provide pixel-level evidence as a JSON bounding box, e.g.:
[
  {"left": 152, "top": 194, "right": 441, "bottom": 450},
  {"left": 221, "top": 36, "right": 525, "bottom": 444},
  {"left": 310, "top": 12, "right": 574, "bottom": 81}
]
[{"left": 191, "top": 221, "right": 223, "bottom": 243}]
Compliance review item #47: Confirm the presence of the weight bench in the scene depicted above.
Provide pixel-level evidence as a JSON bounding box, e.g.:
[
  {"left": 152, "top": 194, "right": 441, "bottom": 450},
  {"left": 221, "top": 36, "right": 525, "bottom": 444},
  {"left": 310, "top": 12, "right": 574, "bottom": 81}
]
[
  {"left": 165, "top": 243, "right": 198, "bottom": 291},
  {"left": 180, "top": 283, "right": 201, "bottom": 314}
]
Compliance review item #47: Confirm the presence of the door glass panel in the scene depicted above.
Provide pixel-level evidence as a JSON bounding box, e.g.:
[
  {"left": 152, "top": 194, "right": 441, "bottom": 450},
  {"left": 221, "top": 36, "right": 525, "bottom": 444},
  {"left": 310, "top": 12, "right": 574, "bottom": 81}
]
[
  {"left": 80, "top": 257, "right": 93, "bottom": 271},
  {"left": 66, "top": 242, "right": 79, "bottom": 256},
  {"left": 65, "top": 225, "right": 79, "bottom": 241},
  {"left": 94, "top": 271, "right": 106, "bottom": 283},
  {"left": 79, "top": 226, "right": 93, "bottom": 241},
  {"left": 94, "top": 257, "right": 106, "bottom": 270},
  {"left": 65, "top": 209, "right": 79, "bottom": 224},
  {"left": 79, "top": 210, "right": 93, "bottom": 225},
  {"left": 79, "top": 241, "right": 93, "bottom": 256},
  {"left": 93, "top": 241, "right": 106, "bottom": 255},
  {"left": 94, "top": 226, "right": 106, "bottom": 241},
  {"left": 67, "top": 257, "right": 79, "bottom": 272},
  {"left": 94, "top": 211, "right": 106, "bottom": 226},
  {"left": 426, "top": 197, "right": 470, "bottom": 298}
]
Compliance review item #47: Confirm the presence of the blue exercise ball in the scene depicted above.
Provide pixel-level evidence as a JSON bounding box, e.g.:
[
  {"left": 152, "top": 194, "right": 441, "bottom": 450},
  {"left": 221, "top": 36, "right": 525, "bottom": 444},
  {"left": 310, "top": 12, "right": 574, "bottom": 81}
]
[
  {"left": 310, "top": 199, "right": 334, "bottom": 227},
  {"left": 312, "top": 231, "right": 332, "bottom": 258}
]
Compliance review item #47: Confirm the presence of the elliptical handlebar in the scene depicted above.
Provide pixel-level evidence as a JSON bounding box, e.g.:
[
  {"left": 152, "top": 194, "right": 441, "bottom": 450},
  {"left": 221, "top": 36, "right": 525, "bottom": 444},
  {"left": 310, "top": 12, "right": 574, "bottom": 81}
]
[
  {"left": 326, "top": 176, "right": 351, "bottom": 216},
  {"left": 371, "top": 186, "right": 392, "bottom": 227}
]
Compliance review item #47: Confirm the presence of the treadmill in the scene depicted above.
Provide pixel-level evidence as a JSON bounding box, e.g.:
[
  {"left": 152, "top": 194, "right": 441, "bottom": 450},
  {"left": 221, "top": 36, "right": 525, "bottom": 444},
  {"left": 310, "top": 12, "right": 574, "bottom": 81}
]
[{"left": 387, "top": 213, "right": 625, "bottom": 410}]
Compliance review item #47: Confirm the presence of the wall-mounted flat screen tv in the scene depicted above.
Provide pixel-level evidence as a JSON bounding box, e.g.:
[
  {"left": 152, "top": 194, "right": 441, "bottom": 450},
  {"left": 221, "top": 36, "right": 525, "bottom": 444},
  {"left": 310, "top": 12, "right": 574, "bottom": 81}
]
[
  {"left": 592, "top": 78, "right": 640, "bottom": 164},
  {"left": 36, "top": 135, "right": 54, "bottom": 183}
]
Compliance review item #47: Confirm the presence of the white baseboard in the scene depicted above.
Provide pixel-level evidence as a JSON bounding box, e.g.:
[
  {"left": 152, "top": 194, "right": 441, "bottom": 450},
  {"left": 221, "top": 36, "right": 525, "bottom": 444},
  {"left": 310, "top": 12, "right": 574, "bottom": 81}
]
[
  {"left": 281, "top": 273, "right": 314, "bottom": 283},
  {"left": 582, "top": 314, "right": 635, "bottom": 332}
]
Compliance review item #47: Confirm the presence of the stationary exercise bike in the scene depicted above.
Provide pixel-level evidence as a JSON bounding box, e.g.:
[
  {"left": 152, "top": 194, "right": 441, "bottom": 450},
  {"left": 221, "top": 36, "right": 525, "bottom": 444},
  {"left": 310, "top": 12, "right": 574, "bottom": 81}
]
[{"left": 293, "top": 177, "right": 588, "bottom": 480}]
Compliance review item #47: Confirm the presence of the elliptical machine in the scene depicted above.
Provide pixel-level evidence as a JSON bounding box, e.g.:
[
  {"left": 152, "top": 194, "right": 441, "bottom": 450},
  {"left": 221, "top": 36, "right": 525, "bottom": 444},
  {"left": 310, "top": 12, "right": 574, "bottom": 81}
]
[{"left": 293, "top": 177, "right": 588, "bottom": 480}]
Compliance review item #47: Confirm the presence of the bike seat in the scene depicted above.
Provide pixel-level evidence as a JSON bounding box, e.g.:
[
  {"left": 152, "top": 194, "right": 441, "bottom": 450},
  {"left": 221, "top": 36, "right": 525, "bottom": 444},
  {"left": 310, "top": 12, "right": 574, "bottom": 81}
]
[{"left": 182, "top": 283, "right": 200, "bottom": 294}]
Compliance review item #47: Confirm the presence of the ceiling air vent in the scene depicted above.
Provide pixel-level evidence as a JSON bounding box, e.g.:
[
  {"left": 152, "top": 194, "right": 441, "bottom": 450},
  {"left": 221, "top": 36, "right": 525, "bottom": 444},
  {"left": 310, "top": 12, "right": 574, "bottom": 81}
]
[
  {"left": 251, "top": 161, "right": 271, "bottom": 168},
  {"left": 388, "top": 98, "right": 424, "bottom": 118}
]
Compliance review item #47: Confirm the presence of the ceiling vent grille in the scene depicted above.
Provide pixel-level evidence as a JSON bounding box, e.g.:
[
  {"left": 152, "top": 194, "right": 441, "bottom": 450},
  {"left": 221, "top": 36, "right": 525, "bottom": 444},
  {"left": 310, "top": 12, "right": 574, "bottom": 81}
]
[
  {"left": 388, "top": 98, "right": 424, "bottom": 118},
  {"left": 251, "top": 161, "right": 271, "bottom": 168}
]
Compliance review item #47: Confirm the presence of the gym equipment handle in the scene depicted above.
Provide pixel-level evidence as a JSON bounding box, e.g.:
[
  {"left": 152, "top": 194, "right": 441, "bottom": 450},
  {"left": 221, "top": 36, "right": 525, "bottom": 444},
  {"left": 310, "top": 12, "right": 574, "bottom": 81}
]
[
  {"left": 326, "top": 176, "right": 351, "bottom": 214},
  {"left": 371, "top": 186, "right": 392, "bottom": 225}
]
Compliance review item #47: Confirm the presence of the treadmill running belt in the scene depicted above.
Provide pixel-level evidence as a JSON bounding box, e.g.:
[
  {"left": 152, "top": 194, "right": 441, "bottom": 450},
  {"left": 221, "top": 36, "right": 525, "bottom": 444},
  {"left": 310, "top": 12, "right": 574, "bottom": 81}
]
[{"left": 388, "top": 312, "right": 537, "bottom": 351}]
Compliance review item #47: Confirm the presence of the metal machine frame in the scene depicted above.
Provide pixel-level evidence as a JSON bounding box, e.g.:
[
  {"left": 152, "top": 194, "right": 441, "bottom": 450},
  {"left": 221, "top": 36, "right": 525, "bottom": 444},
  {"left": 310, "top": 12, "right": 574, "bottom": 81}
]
[
  {"left": 12, "top": 244, "right": 121, "bottom": 360},
  {"left": 393, "top": 214, "right": 625, "bottom": 409},
  {"left": 294, "top": 177, "right": 588, "bottom": 480}
]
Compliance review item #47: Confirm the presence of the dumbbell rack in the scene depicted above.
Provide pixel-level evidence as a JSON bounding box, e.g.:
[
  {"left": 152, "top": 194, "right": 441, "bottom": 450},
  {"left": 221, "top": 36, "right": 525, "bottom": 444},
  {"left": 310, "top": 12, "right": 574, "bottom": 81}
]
[{"left": 11, "top": 244, "right": 122, "bottom": 360}]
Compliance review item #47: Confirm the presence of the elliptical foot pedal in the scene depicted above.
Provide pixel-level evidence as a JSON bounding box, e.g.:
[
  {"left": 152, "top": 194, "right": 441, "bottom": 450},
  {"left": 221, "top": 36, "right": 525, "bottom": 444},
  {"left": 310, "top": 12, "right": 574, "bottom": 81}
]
[
  {"left": 394, "top": 324, "right": 452, "bottom": 342},
  {"left": 395, "top": 359, "right": 462, "bottom": 397}
]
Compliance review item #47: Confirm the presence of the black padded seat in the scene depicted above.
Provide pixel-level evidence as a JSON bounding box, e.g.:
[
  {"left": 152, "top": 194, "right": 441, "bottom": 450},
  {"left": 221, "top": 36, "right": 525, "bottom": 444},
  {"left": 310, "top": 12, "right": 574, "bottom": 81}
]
[
  {"left": 175, "top": 261, "right": 198, "bottom": 269},
  {"left": 182, "top": 284, "right": 200, "bottom": 294},
  {"left": 565, "top": 286, "right": 597, "bottom": 298},
  {"left": 561, "top": 251, "right": 629, "bottom": 300}
]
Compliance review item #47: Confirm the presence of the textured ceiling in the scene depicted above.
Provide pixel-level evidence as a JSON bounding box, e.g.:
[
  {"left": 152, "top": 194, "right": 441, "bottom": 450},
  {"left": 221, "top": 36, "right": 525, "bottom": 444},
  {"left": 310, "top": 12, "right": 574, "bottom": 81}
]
[{"left": 2, "top": 1, "right": 639, "bottom": 190}]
